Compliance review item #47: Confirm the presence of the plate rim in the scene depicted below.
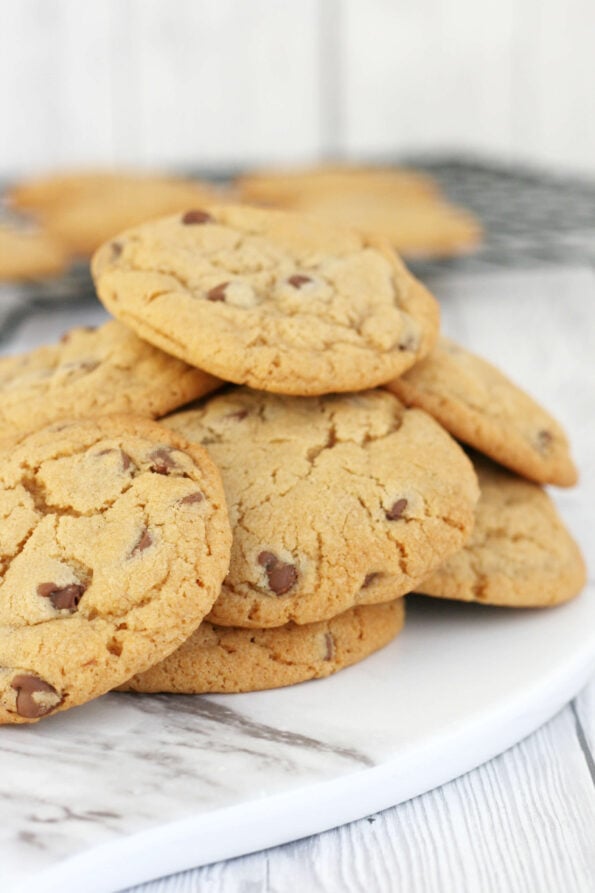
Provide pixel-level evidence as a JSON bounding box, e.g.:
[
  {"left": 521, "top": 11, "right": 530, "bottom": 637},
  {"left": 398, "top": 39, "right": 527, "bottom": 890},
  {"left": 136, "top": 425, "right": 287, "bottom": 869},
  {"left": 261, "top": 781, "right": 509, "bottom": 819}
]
[{"left": 22, "top": 612, "right": 595, "bottom": 893}]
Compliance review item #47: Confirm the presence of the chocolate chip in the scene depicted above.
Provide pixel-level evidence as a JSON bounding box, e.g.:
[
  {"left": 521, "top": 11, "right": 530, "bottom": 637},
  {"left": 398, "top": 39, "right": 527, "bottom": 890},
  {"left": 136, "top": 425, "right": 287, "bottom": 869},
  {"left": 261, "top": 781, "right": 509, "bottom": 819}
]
[
  {"left": 206, "top": 282, "right": 229, "bottom": 302},
  {"left": 110, "top": 241, "right": 123, "bottom": 258},
  {"left": 536, "top": 429, "right": 553, "bottom": 452},
  {"left": 268, "top": 564, "right": 298, "bottom": 595},
  {"left": 324, "top": 632, "right": 334, "bottom": 661},
  {"left": 257, "top": 551, "right": 298, "bottom": 595},
  {"left": 37, "top": 582, "right": 86, "bottom": 612},
  {"left": 258, "top": 551, "right": 277, "bottom": 568},
  {"left": 149, "top": 447, "right": 176, "bottom": 475},
  {"left": 132, "top": 528, "right": 153, "bottom": 556},
  {"left": 179, "top": 492, "right": 203, "bottom": 505},
  {"left": 385, "top": 498, "right": 408, "bottom": 521},
  {"left": 288, "top": 274, "right": 313, "bottom": 289},
  {"left": 182, "top": 209, "right": 213, "bottom": 225},
  {"left": 11, "top": 674, "right": 62, "bottom": 719},
  {"left": 362, "top": 573, "right": 378, "bottom": 588}
]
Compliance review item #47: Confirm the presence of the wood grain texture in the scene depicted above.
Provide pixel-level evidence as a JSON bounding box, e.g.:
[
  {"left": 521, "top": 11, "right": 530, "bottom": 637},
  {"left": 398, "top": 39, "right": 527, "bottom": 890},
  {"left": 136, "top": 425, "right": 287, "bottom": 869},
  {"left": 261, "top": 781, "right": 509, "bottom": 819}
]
[
  {"left": 0, "top": 1, "right": 117, "bottom": 174},
  {"left": 133, "top": 0, "right": 323, "bottom": 169},
  {"left": 341, "top": 0, "right": 595, "bottom": 173},
  {"left": 341, "top": 0, "right": 517, "bottom": 160},
  {"left": 2, "top": 0, "right": 595, "bottom": 175},
  {"left": 127, "top": 698, "right": 595, "bottom": 893},
  {"left": 575, "top": 679, "right": 595, "bottom": 759}
]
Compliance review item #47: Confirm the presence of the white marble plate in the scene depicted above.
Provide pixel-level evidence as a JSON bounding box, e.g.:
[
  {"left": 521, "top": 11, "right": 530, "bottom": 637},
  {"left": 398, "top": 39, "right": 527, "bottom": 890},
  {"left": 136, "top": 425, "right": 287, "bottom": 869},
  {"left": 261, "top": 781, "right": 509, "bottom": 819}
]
[
  {"left": 2, "top": 584, "right": 594, "bottom": 893},
  {"left": 1, "top": 267, "right": 593, "bottom": 893}
]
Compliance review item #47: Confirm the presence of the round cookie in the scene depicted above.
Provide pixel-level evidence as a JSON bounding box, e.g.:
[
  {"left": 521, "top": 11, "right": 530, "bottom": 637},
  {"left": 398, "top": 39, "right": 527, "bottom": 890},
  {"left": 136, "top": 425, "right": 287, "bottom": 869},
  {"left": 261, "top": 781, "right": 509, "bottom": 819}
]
[
  {"left": 0, "top": 319, "right": 222, "bottom": 440},
  {"left": 418, "top": 455, "right": 586, "bottom": 607},
  {"left": 237, "top": 165, "right": 481, "bottom": 258},
  {"left": 0, "top": 224, "right": 69, "bottom": 281},
  {"left": 91, "top": 204, "right": 440, "bottom": 395},
  {"left": 237, "top": 165, "right": 441, "bottom": 206},
  {"left": 9, "top": 170, "right": 224, "bottom": 256},
  {"left": 386, "top": 337, "right": 577, "bottom": 487},
  {"left": 120, "top": 599, "right": 405, "bottom": 694},
  {"left": 0, "top": 415, "right": 231, "bottom": 724},
  {"left": 286, "top": 192, "right": 482, "bottom": 259},
  {"left": 165, "top": 387, "right": 479, "bottom": 628}
]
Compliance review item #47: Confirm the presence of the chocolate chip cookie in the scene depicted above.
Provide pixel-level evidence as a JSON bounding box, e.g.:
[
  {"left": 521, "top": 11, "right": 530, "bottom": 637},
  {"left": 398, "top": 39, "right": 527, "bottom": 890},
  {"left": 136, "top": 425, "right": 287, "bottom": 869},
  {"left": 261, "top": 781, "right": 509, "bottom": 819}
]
[
  {"left": 0, "top": 224, "right": 69, "bottom": 281},
  {"left": 0, "top": 415, "right": 231, "bottom": 723},
  {"left": 237, "top": 165, "right": 440, "bottom": 206},
  {"left": 9, "top": 170, "right": 224, "bottom": 256},
  {"left": 91, "top": 204, "right": 440, "bottom": 395},
  {"left": 418, "top": 455, "right": 586, "bottom": 606},
  {"left": 237, "top": 166, "right": 481, "bottom": 258},
  {"left": 120, "top": 599, "right": 405, "bottom": 694},
  {"left": 386, "top": 337, "right": 577, "bottom": 487},
  {"left": 165, "top": 387, "right": 479, "bottom": 628},
  {"left": 0, "top": 319, "right": 221, "bottom": 439}
]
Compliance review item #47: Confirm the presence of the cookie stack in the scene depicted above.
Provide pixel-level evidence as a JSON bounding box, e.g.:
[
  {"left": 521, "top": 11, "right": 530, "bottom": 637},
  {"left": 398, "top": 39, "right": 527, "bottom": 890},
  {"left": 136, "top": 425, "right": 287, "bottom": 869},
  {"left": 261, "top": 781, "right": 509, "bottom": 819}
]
[{"left": 0, "top": 203, "right": 584, "bottom": 725}]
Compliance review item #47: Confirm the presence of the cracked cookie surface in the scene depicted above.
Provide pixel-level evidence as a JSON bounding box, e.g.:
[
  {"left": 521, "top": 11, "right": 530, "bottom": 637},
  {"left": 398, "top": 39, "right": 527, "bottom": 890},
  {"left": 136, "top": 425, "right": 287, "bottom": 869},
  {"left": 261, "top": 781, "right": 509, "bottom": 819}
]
[
  {"left": 0, "top": 319, "right": 221, "bottom": 440},
  {"left": 418, "top": 455, "right": 586, "bottom": 606},
  {"left": 91, "top": 204, "right": 440, "bottom": 395},
  {"left": 0, "top": 415, "right": 231, "bottom": 724},
  {"left": 120, "top": 599, "right": 404, "bottom": 694},
  {"left": 165, "top": 388, "right": 479, "bottom": 627},
  {"left": 386, "top": 337, "right": 577, "bottom": 487}
]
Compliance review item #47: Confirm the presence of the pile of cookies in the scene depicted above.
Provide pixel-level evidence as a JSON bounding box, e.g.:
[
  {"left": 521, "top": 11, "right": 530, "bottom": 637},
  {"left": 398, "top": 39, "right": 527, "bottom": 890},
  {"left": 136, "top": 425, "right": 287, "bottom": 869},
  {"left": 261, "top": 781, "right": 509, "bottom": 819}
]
[
  {"left": 0, "top": 164, "right": 481, "bottom": 284},
  {"left": 0, "top": 200, "right": 584, "bottom": 726}
]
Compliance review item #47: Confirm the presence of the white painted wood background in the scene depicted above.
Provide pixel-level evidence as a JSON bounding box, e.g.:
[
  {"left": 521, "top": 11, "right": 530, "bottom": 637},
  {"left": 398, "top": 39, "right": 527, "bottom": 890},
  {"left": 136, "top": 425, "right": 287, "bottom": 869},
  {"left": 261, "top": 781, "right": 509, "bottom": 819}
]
[{"left": 1, "top": 0, "right": 595, "bottom": 177}]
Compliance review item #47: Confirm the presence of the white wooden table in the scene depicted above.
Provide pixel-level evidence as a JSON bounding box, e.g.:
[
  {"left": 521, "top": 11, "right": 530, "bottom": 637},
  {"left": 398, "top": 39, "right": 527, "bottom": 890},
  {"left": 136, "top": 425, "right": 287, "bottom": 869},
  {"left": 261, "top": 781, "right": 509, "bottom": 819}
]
[{"left": 117, "top": 264, "right": 593, "bottom": 893}]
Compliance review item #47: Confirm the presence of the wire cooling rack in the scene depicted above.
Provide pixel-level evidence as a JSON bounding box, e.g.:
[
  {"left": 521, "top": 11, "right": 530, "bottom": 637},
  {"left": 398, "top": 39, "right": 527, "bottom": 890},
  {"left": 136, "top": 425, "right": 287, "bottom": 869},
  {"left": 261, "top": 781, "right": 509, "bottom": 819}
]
[
  {"left": 403, "top": 157, "right": 595, "bottom": 276},
  {"left": 1, "top": 157, "right": 594, "bottom": 349}
]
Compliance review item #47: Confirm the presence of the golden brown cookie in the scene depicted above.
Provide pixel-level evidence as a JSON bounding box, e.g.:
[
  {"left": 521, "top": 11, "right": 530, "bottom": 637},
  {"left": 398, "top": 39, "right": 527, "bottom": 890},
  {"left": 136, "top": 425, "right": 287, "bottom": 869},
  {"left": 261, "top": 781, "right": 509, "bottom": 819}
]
[
  {"left": 237, "top": 165, "right": 440, "bottom": 206},
  {"left": 0, "top": 319, "right": 221, "bottom": 439},
  {"left": 0, "top": 415, "right": 231, "bottom": 724},
  {"left": 120, "top": 599, "right": 404, "bottom": 694},
  {"left": 418, "top": 455, "right": 586, "bottom": 607},
  {"left": 9, "top": 170, "right": 223, "bottom": 256},
  {"left": 92, "top": 204, "right": 440, "bottom": 395},
  {"left": 386, "top": 337, "right": 577, "bottom": 487},
  {"left": 165, "top": 387, "right": 479, "bottom": 628},
  {"left": 0, "top": 224, "right": 69, "bottom": 281},
  {"left": 286, "top": 193, "right": 482, "bottom": 258},
  {"left": 237, "top": 165, "right": 481, "bottom": 258}
]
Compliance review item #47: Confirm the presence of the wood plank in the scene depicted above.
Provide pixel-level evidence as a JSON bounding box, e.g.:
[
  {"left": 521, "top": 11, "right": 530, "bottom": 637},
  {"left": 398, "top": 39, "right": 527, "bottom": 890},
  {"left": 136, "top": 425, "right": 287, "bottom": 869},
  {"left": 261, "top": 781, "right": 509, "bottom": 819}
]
[
  {"left": 510, "top": 0, "right": 595, "bottom": 174},
  {"left": 133, "top": 0, "right": 323, "bottom": 170},
  {"left": 575, "top": 679, "right": 595, "bottom": 755},
  {"left": 127, "top": 705, "right": 595, "bottom": 892},
  {"left": 341, "top": 0, "right": 517, "bottom": 161},
  {"left": 0, "top": 0, "right": 116, "bottom": 176}
]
